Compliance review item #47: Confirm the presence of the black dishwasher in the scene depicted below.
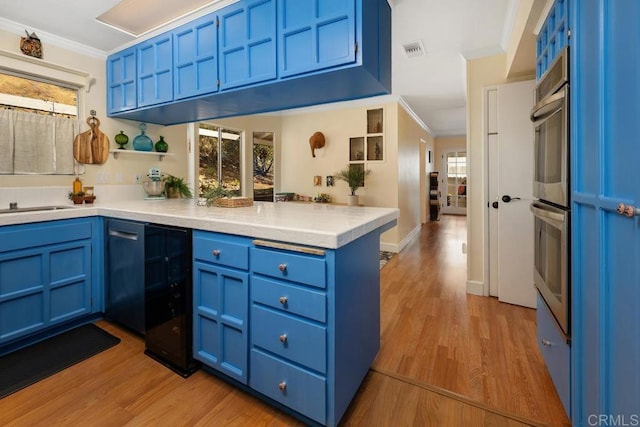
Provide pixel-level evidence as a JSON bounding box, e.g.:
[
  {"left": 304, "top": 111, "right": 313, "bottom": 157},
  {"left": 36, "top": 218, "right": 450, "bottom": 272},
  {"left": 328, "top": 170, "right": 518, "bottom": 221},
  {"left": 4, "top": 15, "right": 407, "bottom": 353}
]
[
  {"left": 106, "top": 219, "right": 145, "bottom": 335},
  {"left": 143, "top": 224, "right": 199, "bottom": 377}
]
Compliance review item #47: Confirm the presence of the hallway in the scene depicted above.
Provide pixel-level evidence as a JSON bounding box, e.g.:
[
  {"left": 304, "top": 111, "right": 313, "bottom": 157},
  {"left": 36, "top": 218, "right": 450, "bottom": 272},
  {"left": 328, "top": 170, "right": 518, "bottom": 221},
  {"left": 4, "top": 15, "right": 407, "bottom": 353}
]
[{"left": 372, "top": 215, "right": 570, "bottom": 426}]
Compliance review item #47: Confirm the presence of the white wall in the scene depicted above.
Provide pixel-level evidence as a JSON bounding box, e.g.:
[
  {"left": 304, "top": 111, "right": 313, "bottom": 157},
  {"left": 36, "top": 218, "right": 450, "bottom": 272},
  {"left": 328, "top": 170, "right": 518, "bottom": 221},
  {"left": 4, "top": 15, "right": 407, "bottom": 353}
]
[{"left": 0, "top": 28, "right": 189, "bottom": 197}]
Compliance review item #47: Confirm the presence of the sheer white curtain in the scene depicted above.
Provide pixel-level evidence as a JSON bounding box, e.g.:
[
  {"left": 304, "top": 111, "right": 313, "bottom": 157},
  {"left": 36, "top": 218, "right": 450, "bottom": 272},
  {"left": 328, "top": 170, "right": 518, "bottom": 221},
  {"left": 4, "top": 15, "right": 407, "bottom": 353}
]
[{"left": 0, "top": 109, "right": 78, "bottom": 174}]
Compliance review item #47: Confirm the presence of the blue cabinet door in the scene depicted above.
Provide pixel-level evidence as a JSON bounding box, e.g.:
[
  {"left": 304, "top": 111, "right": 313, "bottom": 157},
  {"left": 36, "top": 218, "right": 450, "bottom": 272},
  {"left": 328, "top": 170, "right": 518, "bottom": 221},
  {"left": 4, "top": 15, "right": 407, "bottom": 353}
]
[
  {"left": 173, "top": 13, "right": 219, "bottom": 100},
  {"left": 137, "top": 33, "right": 173, "bottom": 107},
  {"left": 193, "top": 261, "right": 248, "bottom": 383},
  {"left": 0, "top": 219, "right": 94, "bottom": 345},
  {"left": 278, "top": 0, "right": 356, "bottom": 78},
  {"left": 219, "top": 0, "right": 277, "bottom": 90},
  {"left": 571, "top": 0, "right": 640, "bottom": 424},
  {"left": 107, "top": 47, "right": 137, "bottom": 113}
]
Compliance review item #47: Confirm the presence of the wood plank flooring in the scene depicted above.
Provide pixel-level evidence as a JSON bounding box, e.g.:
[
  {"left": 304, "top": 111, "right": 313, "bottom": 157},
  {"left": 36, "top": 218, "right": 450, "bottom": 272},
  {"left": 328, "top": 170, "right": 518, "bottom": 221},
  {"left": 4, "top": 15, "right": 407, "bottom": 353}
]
[
  {"left": 373, "top": 215, "right": 570, "bottom": 426},
  {"left": 0, "top": 215, "right": 569, "bottom": 426}
]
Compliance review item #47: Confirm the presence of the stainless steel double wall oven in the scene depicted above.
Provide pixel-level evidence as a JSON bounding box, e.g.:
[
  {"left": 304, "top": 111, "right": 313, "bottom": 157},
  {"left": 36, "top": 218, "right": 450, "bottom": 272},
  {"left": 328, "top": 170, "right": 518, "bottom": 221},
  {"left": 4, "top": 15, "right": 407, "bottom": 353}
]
[{"left": 530, "top": 47, "right": 570, "bottom": 339}]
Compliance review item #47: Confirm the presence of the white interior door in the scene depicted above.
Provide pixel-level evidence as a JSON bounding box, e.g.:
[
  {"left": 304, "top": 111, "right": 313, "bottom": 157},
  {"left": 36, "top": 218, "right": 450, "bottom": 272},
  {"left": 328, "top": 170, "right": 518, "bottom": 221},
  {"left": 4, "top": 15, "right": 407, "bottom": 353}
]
[{"left": 491, "top": 80, "right": 536, "bottom": 308}]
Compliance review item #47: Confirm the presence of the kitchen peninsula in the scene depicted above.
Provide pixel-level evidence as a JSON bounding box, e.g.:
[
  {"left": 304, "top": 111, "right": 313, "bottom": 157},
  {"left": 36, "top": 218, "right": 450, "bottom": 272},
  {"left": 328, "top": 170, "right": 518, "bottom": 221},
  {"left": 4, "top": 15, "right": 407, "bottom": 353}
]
[{"left": 0, "top": 199, "right": 398, "bottom": 427}]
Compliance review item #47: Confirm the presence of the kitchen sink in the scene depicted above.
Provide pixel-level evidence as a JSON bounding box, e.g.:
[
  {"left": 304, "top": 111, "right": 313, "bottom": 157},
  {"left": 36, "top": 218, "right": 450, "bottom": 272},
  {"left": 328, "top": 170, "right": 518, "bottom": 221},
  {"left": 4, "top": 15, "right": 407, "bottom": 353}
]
[{"left": 0, "top": 205, "right": 75, "bottom": 214}]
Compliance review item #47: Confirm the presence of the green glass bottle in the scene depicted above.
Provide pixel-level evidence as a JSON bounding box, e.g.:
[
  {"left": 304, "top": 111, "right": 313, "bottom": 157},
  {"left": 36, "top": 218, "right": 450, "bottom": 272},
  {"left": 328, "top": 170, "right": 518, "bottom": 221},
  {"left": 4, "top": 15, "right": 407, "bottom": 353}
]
[
  {"left": 155, "top": 136, "right": 168, "bottom": 153},
  {"left": 114, "top": 131, "right": 129, "bottom": 149}
]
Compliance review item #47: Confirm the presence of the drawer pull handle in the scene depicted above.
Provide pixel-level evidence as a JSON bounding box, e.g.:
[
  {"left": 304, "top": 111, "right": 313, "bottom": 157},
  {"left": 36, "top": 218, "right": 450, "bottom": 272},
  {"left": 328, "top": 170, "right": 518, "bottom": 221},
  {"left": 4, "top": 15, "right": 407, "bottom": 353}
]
[
  {"left": 279, "top": 334, "right": 287, "bottom": 344},
  {"left": 278, "top": 381, "right": 287, "bottom": 391},
  {"left": 212, "top": 249, "right": 221, "bottom": 257},
  {"left": 279, "top": 296, "right": 288, "bottom": 305},
  {"left": 541, "top": 339, "right": 552, "bottom": 347},
  {"left": 278, "top": 263, "right": 287, "bottom": 272}
]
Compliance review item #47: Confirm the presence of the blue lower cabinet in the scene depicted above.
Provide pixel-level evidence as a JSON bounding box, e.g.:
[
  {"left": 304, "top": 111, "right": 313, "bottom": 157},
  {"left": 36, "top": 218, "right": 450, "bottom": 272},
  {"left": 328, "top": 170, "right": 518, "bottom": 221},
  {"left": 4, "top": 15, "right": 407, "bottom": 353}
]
[
  {"left": 249, "top": 230, "right": 380, "bottom": 427},
  {"left": 251, "top": 348, "right": 327, "bottom": 424},
  {"left": 0, "top": 218, "right": 97, "bottom": 346},
  {"left": 193, "top": 231, "right": 251, "bottom": 383},
  {"left": 537, "top": 294, "right": 571, "bottom": 417}
]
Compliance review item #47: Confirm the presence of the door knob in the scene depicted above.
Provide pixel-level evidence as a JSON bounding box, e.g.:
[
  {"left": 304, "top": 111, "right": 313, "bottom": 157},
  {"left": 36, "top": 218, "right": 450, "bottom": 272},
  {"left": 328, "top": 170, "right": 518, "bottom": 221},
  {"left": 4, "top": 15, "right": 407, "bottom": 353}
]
[
  {"left": 501, "top": 195, "right": 521, "bottom": 203},
  {"left": 492, "top": 201, "right": 499, "bottom": 209}
]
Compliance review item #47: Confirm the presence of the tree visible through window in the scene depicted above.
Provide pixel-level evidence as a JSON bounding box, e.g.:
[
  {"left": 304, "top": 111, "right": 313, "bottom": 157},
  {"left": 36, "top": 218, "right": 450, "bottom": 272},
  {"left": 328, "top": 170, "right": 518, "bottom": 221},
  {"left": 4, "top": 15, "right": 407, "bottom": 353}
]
[{"left": 198, "top": 124, "right": 242, "bottom": 196}]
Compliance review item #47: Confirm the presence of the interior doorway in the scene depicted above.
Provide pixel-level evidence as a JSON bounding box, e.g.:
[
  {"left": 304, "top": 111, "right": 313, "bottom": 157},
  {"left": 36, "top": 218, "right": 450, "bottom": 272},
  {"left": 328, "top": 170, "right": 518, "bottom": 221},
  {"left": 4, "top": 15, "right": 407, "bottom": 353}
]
[{"left": 442, "top": 150, "right": 467, "bottom": 215}]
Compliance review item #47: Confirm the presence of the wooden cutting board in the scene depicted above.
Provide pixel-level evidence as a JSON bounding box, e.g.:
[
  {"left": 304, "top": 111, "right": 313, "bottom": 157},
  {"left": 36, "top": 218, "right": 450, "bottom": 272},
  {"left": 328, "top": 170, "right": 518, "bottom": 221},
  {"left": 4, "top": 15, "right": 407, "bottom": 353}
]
[{"left": 73, "top": 117, "right": 109, "bottom": 164}]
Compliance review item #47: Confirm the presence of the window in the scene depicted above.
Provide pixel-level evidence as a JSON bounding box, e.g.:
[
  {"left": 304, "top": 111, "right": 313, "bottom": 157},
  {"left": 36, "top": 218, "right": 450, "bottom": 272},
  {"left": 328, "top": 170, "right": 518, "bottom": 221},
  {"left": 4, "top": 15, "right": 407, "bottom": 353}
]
[
  {"left": 252, "top": 132, "right": 274, "bottom": 201},
  {"left": 0, "top": 72, "right": 79, "bottom": 174},
  {"left": 198, "top": 124, "right": 242, "bottom": 195}
]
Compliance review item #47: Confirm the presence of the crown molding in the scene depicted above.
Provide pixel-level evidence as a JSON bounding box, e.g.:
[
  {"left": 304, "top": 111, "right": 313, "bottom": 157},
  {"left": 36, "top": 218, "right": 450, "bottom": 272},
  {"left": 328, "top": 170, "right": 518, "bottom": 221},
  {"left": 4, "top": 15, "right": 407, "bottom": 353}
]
[{"left": 0, "top": 17, "right": 107, "bottom": 59}]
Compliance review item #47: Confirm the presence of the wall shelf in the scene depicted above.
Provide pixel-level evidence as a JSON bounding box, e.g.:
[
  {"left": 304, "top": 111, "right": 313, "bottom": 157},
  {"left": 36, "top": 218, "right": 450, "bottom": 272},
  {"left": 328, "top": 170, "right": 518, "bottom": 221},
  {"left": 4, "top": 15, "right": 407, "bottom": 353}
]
[{"left": 109, "top": 149, "right": 173, "bottom": 161}]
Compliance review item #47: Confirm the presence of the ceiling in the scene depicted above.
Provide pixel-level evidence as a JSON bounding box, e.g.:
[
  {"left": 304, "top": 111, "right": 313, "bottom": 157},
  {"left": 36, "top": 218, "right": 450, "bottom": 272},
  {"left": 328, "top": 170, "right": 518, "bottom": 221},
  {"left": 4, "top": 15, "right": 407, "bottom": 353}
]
[{"left": 0, "top": 0, "right": 542, "bottom": 136}]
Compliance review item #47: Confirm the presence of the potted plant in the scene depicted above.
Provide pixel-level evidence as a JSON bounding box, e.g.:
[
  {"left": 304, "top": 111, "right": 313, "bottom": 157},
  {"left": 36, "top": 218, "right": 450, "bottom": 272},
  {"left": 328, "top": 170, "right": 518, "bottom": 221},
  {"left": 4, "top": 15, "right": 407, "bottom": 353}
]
[
  {"left": 68, "top": 191, "right": 85, "bottom": 205},
  {"left": 163, "top": 174, "right": 192, "bottom": 198},
  {"left": 334, "top": 165, "right": 371, "bottom": 206}
]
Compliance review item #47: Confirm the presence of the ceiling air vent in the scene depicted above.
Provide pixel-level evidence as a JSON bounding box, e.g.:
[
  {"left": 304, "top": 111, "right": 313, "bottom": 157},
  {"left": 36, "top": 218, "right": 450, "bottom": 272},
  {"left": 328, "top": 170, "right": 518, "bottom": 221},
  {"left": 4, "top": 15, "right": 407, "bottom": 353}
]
[{"left": 402, "top": 41, "right": 425, "bottom": 58}]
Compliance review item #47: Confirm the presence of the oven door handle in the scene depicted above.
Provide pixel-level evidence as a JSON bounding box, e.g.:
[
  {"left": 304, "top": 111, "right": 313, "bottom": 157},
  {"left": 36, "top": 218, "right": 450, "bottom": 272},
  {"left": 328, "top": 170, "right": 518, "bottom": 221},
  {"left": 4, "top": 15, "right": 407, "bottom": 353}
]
[
  {"left": 530, "top": 87, "right": 566, "bottom": 122},
  {"left": 530, "top": 202, "right": 566, "bottom": 223}
]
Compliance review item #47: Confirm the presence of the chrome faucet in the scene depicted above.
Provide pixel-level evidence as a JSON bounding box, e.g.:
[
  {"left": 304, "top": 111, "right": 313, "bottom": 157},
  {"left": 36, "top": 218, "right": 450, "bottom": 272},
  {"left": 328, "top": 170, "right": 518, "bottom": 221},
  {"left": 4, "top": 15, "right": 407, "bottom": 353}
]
[{"left": 9, "top": 202, "right": 18, "bottom": 210}]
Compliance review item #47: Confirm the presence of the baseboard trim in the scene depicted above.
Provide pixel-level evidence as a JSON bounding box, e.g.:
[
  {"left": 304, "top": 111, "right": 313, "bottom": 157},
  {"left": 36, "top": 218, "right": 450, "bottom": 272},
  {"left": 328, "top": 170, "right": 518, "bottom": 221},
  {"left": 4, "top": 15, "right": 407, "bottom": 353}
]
[
  {"left": 466, "top": 280, "right": 485, "bottom": 296},
  {"left": 380, "top": 224, "right": 421, "bottom": 253}
]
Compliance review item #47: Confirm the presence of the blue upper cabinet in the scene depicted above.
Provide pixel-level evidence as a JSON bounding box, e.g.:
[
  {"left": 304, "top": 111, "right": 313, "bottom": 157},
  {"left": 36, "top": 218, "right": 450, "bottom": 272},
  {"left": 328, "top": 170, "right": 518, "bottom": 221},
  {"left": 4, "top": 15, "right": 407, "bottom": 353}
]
[
  {"left": 536, "top": 0, "right": 569, "bottom": 79},
  {"left": 173, "top": 13, "right": 219, "bottom": 100},
  {"left": 106, "top": 46, "right": 137, "bottom": 113},
  {"left": 137, "top": 33, "right": 173, "bottom": 107},
  {"left": 106, "top": 0, "right": 390, "bottom": 125},
  {"left": 219, "top": 0, "right": 277, "bottom": 90},
  {"left": 278, "top": 0, "right": 356, "bottom": 78}
]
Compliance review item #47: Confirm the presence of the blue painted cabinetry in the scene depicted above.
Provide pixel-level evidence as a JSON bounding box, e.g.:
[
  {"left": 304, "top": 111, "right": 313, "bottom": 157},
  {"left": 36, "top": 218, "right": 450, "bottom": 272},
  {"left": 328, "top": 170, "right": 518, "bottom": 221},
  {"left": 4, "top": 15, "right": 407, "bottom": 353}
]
[
  {"left": 0, "top": 218, "right": 100, "bottom": 346},
  {"left": 137, "top": 33, "right": 174, "bottom": 107},
  {"left": 250, "top": 245, "right": 328, "bottom": 423},
  {"left": 192, "top": 231, "right": 251, "bottom": 383},
  {"left": 571, "top": 1, "right": 640, "bottom": 424},
  {"left": 107, "top": 46, "right": 137, "bottom": 113},
  {"left": 249, "top": 230, "right": 380, "bottom": 427},
  {"left": 173, "top": 13, "right": 219, "bottom": 100},
  {"left": 106, "top": 0, "right": 391, "bottom": 126},
  {"left": 219, "top": 0, "right": 277, "bottom": 90},
  {"left": 278, "top": 0, "right": 356, "bottom": 78},
  {"left": 536, "top": 0, "right": 569, "bottom": 79}
]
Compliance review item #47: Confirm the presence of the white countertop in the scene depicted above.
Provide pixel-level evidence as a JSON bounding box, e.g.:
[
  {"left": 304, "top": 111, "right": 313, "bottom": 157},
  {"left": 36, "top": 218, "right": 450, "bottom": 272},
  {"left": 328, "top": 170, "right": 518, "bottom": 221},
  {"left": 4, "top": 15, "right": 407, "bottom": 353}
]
[{"left": 0, "top": 199, "right": 398, "bottom": 249}]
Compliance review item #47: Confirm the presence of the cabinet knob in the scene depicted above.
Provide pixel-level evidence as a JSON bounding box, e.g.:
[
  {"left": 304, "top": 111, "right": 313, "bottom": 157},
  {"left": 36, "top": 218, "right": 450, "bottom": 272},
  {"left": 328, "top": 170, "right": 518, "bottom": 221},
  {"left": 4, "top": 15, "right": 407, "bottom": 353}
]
[
  {"left": 279, "top": 296, "right": 288, "bottom": 305},
  {"left": 278, "top": 263, "right": 287, "bottom": 272},
  {"left": 212, "top": 249, "right": 221, "bottom": 257},
  {"left": 617, "top": 203, "right": 639, "bottom": 218},
  {"left": 279, "top": 334, "right": 287, "bottom": 344},
  {"left": 278, "top": 381, "right": 287, "bottom": 391},
  {"left": 541, "top": 339, "right": 552, "bottom": 347}
]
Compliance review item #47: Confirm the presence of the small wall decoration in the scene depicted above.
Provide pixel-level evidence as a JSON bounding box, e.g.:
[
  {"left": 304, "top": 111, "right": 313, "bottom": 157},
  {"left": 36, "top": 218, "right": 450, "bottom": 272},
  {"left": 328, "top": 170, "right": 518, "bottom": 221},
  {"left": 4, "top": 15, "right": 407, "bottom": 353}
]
[
  {"left": 326, "top": 176, "right": 334, "bottom": 187},
  {"left": 309, "top": 131, "right": 326, "bottom": 157},
  {"left": 20, "top": 30, "right": 42, "bottom": 59},
  {"left": 314, "top": 175, "right": 322, "bottom": 186}
]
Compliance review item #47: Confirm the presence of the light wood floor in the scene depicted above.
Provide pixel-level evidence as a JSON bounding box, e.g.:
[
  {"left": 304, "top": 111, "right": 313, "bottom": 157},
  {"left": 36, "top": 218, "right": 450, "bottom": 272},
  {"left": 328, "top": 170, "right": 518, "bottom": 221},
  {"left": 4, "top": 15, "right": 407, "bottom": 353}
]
[{"left": 0, "top": 215, "right": 569, "bottom": 426}]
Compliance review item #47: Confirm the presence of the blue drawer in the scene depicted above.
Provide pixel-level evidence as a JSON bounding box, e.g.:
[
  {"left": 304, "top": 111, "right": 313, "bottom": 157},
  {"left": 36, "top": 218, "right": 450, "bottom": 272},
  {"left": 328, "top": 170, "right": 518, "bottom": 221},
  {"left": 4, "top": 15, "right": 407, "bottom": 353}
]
[
  {"left": 251, "top": 305, "right": 326, "bottom": 374},
  {"left": 537, "top": 294, "right": 570, "bottom": 417},
  {"left": 250, "top": 247, "right": 326, "bottom": 289},
  {"left": 252, "top": 276, "right": 326, "bottom": 323},
  {"left": 250, "top": 348, "right": 326, "bottom": 424},
  {"left": 193, "top": 231, "right": 250, "bottom": 270}
]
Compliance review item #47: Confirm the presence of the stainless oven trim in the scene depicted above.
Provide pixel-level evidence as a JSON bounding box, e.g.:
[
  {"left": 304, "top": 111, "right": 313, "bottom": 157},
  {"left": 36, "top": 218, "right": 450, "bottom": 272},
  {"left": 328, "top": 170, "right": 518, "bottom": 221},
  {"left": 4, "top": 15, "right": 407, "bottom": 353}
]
[
  {"left": 531, "top": 202, "right": 570, "bottom": 338},
  {"left": 532, "top": 84, "right": 569, "bottom": 208}
]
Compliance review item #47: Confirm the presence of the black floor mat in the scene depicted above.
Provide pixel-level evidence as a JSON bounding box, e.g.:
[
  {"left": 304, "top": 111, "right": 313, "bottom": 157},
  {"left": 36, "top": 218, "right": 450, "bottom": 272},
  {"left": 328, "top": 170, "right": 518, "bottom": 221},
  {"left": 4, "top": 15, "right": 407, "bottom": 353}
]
[{"left": 0, "top": 323, "right": 120, "bottom": 399}]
